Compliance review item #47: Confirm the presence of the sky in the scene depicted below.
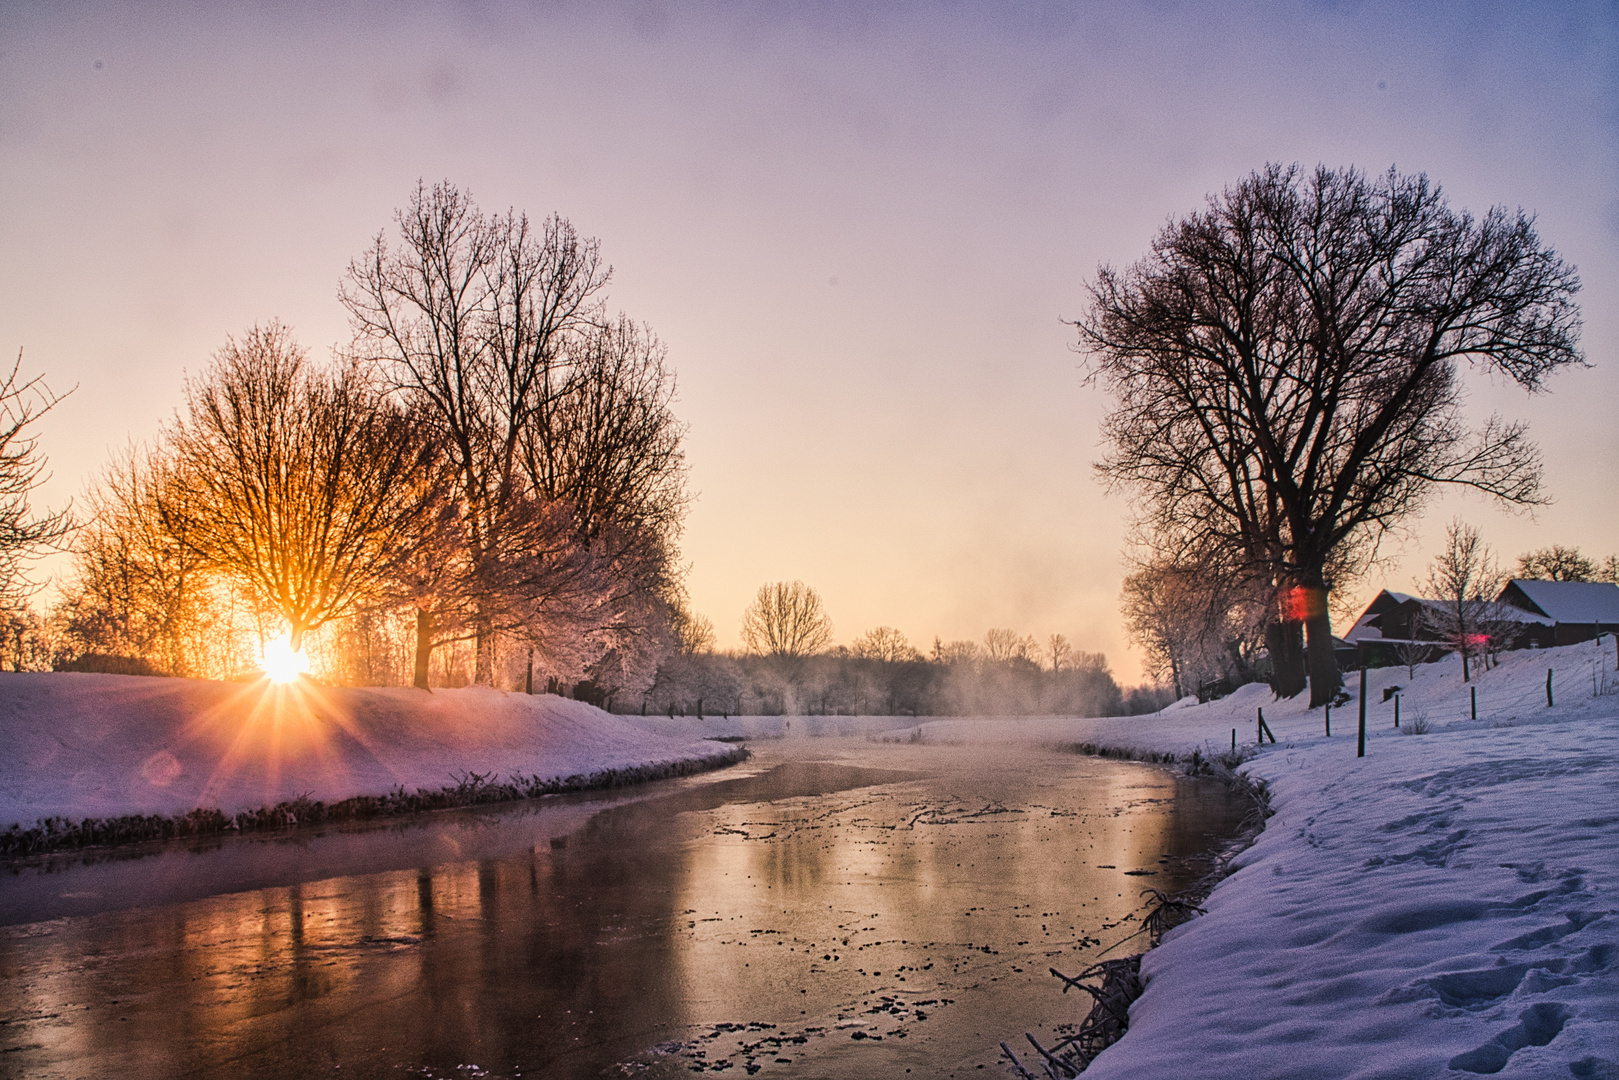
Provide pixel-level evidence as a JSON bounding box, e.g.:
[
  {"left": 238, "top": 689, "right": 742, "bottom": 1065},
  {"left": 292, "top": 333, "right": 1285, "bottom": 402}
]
[{"left": 1, "top": 0, "right": 1615, "bottom": 683}]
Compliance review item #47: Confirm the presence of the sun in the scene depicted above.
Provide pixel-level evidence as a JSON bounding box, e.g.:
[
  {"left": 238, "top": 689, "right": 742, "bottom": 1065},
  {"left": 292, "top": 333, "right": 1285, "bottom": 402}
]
[{"left": 262, "top": 633, "right": 312, "bottom": 683}]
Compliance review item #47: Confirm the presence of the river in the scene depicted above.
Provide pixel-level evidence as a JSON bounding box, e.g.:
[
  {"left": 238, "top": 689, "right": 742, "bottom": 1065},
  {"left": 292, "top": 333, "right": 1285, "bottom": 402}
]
[{"left": 0, "top": 736, "right": 1246, "bottom": 1079}]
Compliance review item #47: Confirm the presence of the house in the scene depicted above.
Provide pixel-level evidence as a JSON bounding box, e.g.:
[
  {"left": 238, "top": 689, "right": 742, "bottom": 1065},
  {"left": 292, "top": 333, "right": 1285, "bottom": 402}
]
[
  {"left": 1340, "top": 590, "right": 1451, "bottom": 669},
  {"left": 1497, "top": 579, "right": 1619, "bottom": 647},
  {"left": 1340, "top": 588, "right": 1552, "bottom": 669}
]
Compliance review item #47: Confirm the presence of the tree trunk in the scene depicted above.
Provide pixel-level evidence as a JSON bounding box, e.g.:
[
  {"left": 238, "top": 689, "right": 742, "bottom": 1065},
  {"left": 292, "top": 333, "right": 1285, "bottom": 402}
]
[
  {"left": 474, "top": 614, "right": 493, "bottom": 685},
  {"left": 1302, "top": 585, "right": 1341, "bottom": 707},
  {"left": 414, "top": 608, "right": 433, "bottom": 690},
  {"left": 1267, "top": 619, "right": 1307, "bottom": 698}
]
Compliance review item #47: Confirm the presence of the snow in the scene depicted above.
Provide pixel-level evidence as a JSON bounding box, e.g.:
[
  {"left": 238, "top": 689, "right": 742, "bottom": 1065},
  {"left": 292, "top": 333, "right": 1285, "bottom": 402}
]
[
  {"left": 0, "top": 672, "right": 739, "bottom": 826},
  {"left": 1, "top": 641, "right": 1613, "bottom": 1077},
  {"left": 1507, "top": 579, "right": 1619, "bottom": 625},
  {"left": 859, "top": 639, "right": 1617, "bottom": 1080}
]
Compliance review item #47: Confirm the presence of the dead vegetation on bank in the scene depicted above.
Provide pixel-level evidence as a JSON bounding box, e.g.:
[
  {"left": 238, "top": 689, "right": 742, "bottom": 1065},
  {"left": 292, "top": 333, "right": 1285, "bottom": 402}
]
[
  {"left": 1003, "top": 743, "right": 1273, "bottom": 1077},
  {"left": 0, "top": 744, "right": 749, "bottom": 858}
]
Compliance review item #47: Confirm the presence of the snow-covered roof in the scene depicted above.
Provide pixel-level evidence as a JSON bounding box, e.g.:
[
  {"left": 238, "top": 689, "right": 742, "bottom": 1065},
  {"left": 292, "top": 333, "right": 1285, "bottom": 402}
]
[{"left": 1499, "top": 579, "right": 1619, "bottom": 624}]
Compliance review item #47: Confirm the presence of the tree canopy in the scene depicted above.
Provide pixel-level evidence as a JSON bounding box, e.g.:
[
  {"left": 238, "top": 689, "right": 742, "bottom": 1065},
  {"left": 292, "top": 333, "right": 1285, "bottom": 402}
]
[{"left": 1080, "top": 163, "right": 1583, "bottom": 705}]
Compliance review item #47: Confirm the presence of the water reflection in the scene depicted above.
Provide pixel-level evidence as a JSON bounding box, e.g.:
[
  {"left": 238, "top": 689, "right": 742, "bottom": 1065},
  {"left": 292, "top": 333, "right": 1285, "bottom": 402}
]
[{"left": 0, "top": 741, "right": 1245, "bottom": 1079}]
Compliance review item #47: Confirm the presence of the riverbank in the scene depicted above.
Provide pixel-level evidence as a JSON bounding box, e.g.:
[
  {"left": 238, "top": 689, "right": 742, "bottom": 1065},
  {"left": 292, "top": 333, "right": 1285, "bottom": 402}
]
[
  {"left": 854, "top": 641, "right": 1618, "bottom": 1079},
  {"left": 0, "top": 672, "right": 745, "bottom": 855}
]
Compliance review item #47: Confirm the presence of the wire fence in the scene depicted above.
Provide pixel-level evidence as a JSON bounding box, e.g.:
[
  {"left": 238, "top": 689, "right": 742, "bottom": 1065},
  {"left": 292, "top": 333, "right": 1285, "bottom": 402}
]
[{"left": 1364, "top": 635, "right": 1619, "bottom": 732}]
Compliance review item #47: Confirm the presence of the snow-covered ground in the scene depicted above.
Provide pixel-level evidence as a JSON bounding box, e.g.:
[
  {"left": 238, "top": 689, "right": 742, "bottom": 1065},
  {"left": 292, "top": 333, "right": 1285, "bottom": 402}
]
[
  {"left": 856, "top": 640, "right": 1617, "bottom": 1080},
  {"left": 2, "top": 642, "right": 1613, "bottom": 1077},
  {"left": 0, "top": 672, "right": 740, "bottom": 827}
]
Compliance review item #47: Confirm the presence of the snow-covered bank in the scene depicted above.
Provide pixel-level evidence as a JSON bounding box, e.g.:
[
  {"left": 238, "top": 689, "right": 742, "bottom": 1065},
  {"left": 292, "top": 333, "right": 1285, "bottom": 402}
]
[
  {"left": 0, "top": 673, "right": 744, "bottom": 846},
  {"left": 1080, "top": 704, "right": 1618, "bottom": 1079},
  {"left": 881, "top": 640, "right": 1616, "bottom": 1080}
]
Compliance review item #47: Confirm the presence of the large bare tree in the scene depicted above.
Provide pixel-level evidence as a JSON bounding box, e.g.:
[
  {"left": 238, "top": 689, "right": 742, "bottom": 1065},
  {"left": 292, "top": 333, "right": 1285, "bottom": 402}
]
[
  {"left": 166, "top": 324, "right": 441, "bottom": 651},
  {"left": 342, "top": 182, "right": 612, "bottom": 684},
  {"left": 1079, "top": 164, "right": 1582, "bottom": 706}
]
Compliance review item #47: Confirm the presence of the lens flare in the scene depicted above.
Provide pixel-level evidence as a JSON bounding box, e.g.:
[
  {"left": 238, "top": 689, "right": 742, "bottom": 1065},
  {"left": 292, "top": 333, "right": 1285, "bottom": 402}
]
[{"left": 262, "top": 634, "right": 311, "bottom": 683}]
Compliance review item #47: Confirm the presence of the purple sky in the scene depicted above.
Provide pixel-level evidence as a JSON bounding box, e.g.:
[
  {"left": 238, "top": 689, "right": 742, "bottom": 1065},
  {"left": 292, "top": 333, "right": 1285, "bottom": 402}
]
[{"left": 3, "top": 1, "right": 1615, "bottom": 681}]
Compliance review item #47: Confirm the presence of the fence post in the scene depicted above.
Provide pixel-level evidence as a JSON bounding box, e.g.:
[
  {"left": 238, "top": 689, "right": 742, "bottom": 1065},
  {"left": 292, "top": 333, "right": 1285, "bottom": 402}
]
[
  {"left": 1547, "top": 668, "right": 1554, "bottom": 708},
  {"left": 1357, "top": 644, "right": 1367, "bottom": 758},
  {"left": 1470, "top": 685, "right": 1476, "bottom": 721},
  {"left": 1325, "top": 705, "right": 1331, "bottom": 737},
  {"left": 1394, "top": 694, "right": 1400, "bottom": 728},
  {"left": 1231, "top": 728, "right": 1236, "bottom": 754}
]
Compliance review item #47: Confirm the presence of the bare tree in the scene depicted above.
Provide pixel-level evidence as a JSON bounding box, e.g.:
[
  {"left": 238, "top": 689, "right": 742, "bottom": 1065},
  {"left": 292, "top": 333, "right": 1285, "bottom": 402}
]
[
  {"left": 0, "top": 351, "right": 72, "bottom": 608},
  {"left": 525, "top": 315, "right": 690, "bottom": 694},
  {"left": 1422, "top": 520, "right": 1509, "bottom": 683},
  {"left": 1515, "top": 545, "right": 1596, "bottom": 582},
  {"left": 983, "top": 628, "right": 1039, "bottom": 665},
  {"left": 741, "top": 581, "right": 833, "bottom": 662},
  {"left": 58, "top": 446, "right": 214, "bottom": 674},
  {"left": 852, "top": 625, "right": 920, "bottom": 663},
  {"left": 342, "top": 182, "right": 612, "bottom": 683},
  {"left": 1048, "top": 633, "right": 1073, "bottom": 675},
  {"left": 166, "top": 324, "right": 442, "bottom": 651},
  {"left": 1121, "top": 542, "right": 1268, "bottom": 701},
  {"left": 669, "top": 604, "right": 716, "bottom": 655},
  {"left": 930, "top": 638, "right": 981, "bottom": 665},
  {"left": 1079, "top": 164, "right": 1583, "bottom": 706}
]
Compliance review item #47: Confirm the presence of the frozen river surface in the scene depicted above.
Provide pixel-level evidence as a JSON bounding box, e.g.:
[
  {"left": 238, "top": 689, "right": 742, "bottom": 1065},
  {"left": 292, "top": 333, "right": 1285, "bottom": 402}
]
[{"left": 0, "top": 737, "right": 1245, "bottom": 1079}]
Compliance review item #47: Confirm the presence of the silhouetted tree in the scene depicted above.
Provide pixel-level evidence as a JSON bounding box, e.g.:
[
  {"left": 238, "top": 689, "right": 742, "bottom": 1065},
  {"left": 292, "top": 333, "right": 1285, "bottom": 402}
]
[
  {"left": 1079, "top": 163, "right": 1583, "bottom": 705},
  {"left": 0, "top": 351, "right": 71, "bottom": 609},
  {"left": 1514, "top": 545, "right": 1596, "bottom": 582},
  {"left": 852, "top": 625, "right": 920, "bottom": 663},
  {"left": 166, "top": 324, "right": 441, "bottom": 650}
]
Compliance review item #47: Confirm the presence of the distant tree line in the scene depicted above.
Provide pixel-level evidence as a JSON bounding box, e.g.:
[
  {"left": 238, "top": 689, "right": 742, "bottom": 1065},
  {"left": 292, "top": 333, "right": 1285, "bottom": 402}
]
[{"left": 641, "top": 581, "right": 1158, "bottom": 717}]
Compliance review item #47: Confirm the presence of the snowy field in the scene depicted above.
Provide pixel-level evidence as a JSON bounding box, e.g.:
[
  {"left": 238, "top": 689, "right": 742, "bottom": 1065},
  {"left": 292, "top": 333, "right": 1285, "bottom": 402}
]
[{"left": 0, "top": 672, "right": 741, "bottom": 826}]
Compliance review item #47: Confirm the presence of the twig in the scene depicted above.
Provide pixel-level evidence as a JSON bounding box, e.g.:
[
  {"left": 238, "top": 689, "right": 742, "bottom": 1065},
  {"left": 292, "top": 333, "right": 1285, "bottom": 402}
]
[{"left": 1000, "top": 1041, "right": 1040, "bottom": 1080}]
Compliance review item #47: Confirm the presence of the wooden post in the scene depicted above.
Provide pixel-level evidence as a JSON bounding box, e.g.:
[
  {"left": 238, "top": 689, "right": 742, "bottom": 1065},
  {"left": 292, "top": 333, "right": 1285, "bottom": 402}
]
[
  {"left": 1258, "top": 707, "right": 1264, "bottom": 745},
  {"left": 1357, "top": 643, "right": 1367, "bottom": 758},
  {"left": 1231, "top": 728, "right": 1236, "bottom": 753},
  {"left": 1394, "top": 694, "right": 1400, "bottom": 728},
  {"left": 697, "top": 697, "right": 704, "bottom": 720},
  {"left": 1325, "top": 705, "right": 1331, "bottom": 737},
  {"left": 1470, "top": 685, "right": 1476, "bottom": 720},
  {"left": 1546, "top": 668, "right": 1554, "bottom": 707}
]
